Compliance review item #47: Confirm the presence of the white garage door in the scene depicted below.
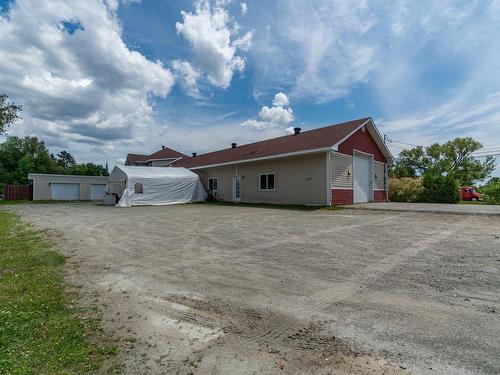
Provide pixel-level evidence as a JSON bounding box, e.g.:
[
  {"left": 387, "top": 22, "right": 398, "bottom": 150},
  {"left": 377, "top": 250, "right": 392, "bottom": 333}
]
[
  {"left": 90, "top": 184, "right": 106, "bottom": 200},
  {"left": 51, "top": 183, "right": 80, "bottom": 200},
  {"left": 353, "top": 153, "right": 372, "bottom": 203}
]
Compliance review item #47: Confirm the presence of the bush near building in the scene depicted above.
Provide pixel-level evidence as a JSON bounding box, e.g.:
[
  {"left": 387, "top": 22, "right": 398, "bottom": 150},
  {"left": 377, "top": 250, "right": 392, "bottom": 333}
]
[
  {"left": 479, "top": 178, "right": 500, "bottom": 204},
  {"left": 389, "top": 174, "right": 460, "bottom": 204},
  {"left": 419, "top": 172, "right": 460, "bottom": 203},
  {"left": 388, "top": 177, "right": 423, "bottom": 203}
]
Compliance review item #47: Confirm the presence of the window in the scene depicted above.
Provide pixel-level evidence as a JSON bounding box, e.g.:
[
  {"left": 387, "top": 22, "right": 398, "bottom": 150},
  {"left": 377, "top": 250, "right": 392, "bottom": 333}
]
[
  {"left": 208, "top": 177, "right": 218, "bottom": 192},
  {"left": 259, "top": 173, "right": 275, "bottom": 190},
  {"left": 134, "top": 183, "right": 143, "bottom": 194}
]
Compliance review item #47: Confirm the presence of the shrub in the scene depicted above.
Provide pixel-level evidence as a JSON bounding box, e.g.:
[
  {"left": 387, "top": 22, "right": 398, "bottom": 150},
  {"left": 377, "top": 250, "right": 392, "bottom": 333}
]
[
  {"left": 479, "top": 181, "right": 500, "bottom": 205},
  {"left": 388, "top": 177, "right": 423, "bottom": 202},
  {"left": 420, "top": 172, "right": 460, "bottom": 203}
]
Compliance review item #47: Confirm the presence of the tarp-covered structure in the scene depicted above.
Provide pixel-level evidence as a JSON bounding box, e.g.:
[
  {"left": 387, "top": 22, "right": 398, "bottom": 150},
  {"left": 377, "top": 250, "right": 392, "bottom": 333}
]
[{"left": 108, "top": 165, "right": 206, "bottom": 207}]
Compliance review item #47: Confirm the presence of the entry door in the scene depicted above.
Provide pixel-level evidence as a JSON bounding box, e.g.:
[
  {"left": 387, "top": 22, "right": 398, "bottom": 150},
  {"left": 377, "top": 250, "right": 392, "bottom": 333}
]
[
  {"left": 51, "top": 183, "right": 80, "bottom": 200},
  {"left": 353, "top": 153, "right": 372, "bottom": 203},
  {"left": 232, "top": 175, "right": 241, "bottom": 202}
]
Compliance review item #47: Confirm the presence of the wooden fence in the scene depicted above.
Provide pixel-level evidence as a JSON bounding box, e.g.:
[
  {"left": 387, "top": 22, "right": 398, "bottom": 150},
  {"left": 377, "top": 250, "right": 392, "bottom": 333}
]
[{"left": 4, "top": 184, "right": 33, "bottom": 201}]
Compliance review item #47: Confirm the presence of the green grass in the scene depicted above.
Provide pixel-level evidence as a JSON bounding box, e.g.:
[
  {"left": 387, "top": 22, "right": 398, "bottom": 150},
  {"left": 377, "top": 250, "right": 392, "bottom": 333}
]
[
  {"left": 0, "top": 200, "right": 96, "bottom": 206},
  {"left": 0, "top": 211, "right": 121, "bottom": 374}
]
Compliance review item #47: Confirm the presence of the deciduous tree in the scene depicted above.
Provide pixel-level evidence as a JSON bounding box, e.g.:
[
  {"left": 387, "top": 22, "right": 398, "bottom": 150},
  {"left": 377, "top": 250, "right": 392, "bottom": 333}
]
[{"left": 0, "top": 94, "right": 22, "bottom": 134}]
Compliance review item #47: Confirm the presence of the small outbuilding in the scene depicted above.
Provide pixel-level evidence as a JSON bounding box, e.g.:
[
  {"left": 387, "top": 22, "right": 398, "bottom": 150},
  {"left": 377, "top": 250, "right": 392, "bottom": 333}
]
[
  {"left": 28, "top": 173, "right": 109, "bottom": 201},
  {"left": 108, "top": 165, "right": 206, "bottom": 207}
]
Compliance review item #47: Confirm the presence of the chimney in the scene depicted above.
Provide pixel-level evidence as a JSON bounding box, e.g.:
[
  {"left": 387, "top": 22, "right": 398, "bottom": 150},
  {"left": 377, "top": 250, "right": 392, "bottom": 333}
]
[
  {"left": 192, "top": 152, "right": 197, "bottom": 157},
  {"left": 293, "top": 127, "right": 301, "bottom": 135},
  {"left": 162, "top": 145, "right": 165, "bottom": 149},
  {"left": 231, "top": 143, "right": 237, "bottom": 149}
]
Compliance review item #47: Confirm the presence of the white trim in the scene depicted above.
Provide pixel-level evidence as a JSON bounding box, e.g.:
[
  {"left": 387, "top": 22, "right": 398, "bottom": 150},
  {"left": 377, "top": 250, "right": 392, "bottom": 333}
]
[
  {"left": 353, "top": 149, "right": 373, "bottom": 158},
  {"left": 258, "top": 172, "right": 276, "bottom": 191},
  {"left": 146, "top": 157, "right": 182, "bottom": 163},
  {"left": 352, "top": 150, "right": 374, "bottom": 203},
  {"left": 208, "top": 176, "right": 219, "bottom": 192},
  {"left": 189, "top": 146, "right": 334, "bottom": 170},
  {"left": 366, "top": 119, "right": 394, "bottom": 163},
  {"left": 332, "top": 118, "right": 394, "bottom": 165},
  {"left": 332, "top": 119, "right": 371, "bottom": 150},
  {"left": 373, "top": 160, "right": 386, "bottom": 165},
  {"left": 330, "top": 150, "right": 353, "bottom": 158},
  {"left": 326, "top": 152, "right": 332, "bottom": 205},
  {"left": 28, "top": 173, "right": 108, "bottom": 180},
  {"left": 374, "top": 188, "right": 386, "bottom": 191}
]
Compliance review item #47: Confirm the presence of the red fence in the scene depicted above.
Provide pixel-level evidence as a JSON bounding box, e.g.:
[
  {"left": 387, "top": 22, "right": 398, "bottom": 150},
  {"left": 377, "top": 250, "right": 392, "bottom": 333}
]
[{"left": 4, "top": 184, "right": 33, "bottom": 200}]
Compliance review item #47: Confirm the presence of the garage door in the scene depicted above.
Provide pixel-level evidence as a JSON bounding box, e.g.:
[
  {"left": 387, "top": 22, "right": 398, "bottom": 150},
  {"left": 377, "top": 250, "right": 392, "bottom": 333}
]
[
  {"left": 353, "top": 153, "right": 372, "bottom": 203},
  {"left": 51, "top": 183, "right": 80, "bottom": 200},
  {"left": 90, "top": 184, "right": 106, "bottom": 200}
]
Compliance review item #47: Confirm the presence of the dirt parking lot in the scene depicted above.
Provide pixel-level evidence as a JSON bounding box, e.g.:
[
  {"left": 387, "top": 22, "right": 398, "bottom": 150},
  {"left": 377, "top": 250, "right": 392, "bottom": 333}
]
[{"left": 5, "top": 203, "right": 500, "bottom": 374}]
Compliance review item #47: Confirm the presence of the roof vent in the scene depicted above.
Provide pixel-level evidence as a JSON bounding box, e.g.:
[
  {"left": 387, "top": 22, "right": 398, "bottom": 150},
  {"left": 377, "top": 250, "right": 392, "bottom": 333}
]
[
  {"left": 293, "top": 127, "right": 301, "bottom": 135},
  {"left": 192, "top": 152, "right": 197, "bottom": 157},
  {"left": 162, "top": 145, "right": 165, "bottom": 149},
  {"left": 231, "top": 143, "right": 237, "bottom": 149}
]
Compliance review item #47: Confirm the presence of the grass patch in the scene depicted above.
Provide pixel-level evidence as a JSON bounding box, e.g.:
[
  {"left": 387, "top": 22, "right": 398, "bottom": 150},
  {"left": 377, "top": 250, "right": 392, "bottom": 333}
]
[
  {"left": 0, "top": 210, "right": 121, "bottom": 374},
  {"left": 0, "top": 200, "right": 96, "bottom": 206}
]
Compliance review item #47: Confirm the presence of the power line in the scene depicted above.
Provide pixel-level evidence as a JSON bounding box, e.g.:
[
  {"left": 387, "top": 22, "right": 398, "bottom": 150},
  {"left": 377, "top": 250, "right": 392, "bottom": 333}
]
[
  {"left": 474, "top": 153, "right": 500, "bottom": 158},
  {"left": 384, "top": 136, "right": 420, "bottom": 148},
  {"left": 384, "top": 133, "right": 500, "bottom": 158},
  {"left": 473, "top": 147, "right": 500, "bottom": 153},
  {"left": 451, "top": 118, "right": 500, "bottom": 131}
]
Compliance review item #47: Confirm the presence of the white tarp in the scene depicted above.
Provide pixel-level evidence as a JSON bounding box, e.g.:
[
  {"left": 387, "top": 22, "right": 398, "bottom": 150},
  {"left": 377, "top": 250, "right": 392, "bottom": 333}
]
[{"left": 109, "top": 165, "right": 206, "bottom": 207}]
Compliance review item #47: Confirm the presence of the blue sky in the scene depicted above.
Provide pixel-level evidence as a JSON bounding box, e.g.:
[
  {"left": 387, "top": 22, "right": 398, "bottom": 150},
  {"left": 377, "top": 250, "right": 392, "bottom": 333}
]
[{"left": 0, "top": 0, "right": 499, "bottom": 176}]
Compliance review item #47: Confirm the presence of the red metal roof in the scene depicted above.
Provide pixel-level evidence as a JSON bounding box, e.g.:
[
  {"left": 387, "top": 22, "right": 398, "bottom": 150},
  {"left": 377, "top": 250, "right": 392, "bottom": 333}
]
[
  {"left": 175, "top": 118, "right": 370, "bottom": 169},
  {"left": 148, "top": 147, "right": 187, "bottom": 160},
  {"left": 126, "top": 153, "right": 148, "bottom": 164},
  {"left": 126, "top": 147, "right": 188, "bottom": 165}
]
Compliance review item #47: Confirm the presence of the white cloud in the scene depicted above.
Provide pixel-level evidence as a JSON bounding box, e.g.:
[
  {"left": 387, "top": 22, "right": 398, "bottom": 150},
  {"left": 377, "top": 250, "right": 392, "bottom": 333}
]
[
  {"left": 242, "top": 92, "right": 294, "bottom": 130},
  {"left": 172, "top": 59, "right": 201, "bottom": 98},
  {"left": 0, "top": 0, "right": 174, "bottom": 164},
  {"left": 370, "top": 1, "right": 500, "bottom": 173},
  {"left": 252, "top": 0, "right": 377, "bottom": 103},
  {"left": 240, "top": 2, "right": 248, "bottom": 16},
  {"left": 175, "top": 0, "right": 253, "bottom": 89},
  {"left": 272, "top": 92, "right": 289, "bottom": 107}
]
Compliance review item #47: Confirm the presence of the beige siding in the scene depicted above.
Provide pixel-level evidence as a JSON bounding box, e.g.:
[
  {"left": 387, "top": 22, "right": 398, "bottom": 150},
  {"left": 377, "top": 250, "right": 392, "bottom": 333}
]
[
  {"left": 194, "top": 153, "right": 327, "bottom": 205},
  {"left": 29, "top": 174, "right": 108, "bottom": 200},
  {"left": 373, "top": 161, "right": 386, "bottom": 190},
  {"left": 331, "top": 152, "right": 353, "bottom": 189}
]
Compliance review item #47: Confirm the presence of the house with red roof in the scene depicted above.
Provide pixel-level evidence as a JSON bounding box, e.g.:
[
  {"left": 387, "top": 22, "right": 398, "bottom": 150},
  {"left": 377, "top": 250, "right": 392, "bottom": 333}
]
[
  {"left": 125, "top": 146, "right": 187, "bottom": 167},
  {"left": 125, "top": 118, "right": 393, "bottom": 205}
]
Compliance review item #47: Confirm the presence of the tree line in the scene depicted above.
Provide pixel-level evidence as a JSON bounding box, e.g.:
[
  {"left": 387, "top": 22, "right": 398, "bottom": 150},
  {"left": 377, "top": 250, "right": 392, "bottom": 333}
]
[{"left": 0, "top": 94, "right": 108, "bottom": 190}]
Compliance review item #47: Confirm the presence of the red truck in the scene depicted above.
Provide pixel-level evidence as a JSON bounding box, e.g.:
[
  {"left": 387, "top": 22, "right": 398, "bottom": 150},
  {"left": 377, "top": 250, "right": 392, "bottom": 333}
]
[{"left": 460, "top": 186, "right": 482, "bottom": 201}]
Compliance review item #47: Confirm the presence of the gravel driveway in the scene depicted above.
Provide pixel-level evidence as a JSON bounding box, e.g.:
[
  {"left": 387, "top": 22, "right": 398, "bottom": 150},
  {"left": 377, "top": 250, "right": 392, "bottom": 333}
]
[{"left": 5, "top": 203, "right": 500, "bottom": 374}]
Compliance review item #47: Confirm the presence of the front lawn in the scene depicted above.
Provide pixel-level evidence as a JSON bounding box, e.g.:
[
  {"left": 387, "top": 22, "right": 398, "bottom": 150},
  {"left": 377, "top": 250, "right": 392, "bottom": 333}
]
[{"left": 0, "top": 210, "right": 120, "bottom": 374}]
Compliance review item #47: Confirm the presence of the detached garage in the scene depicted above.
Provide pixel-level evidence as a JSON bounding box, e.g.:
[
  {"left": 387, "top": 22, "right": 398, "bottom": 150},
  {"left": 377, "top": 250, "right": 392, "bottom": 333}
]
[{"left": 28, "top": 173, "right": 109, "bottom": 201}]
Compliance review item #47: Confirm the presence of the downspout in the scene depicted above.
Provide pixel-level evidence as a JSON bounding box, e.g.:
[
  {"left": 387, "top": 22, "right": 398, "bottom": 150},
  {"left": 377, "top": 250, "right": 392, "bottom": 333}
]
[{"left": 326, "top": 152, "right": 332, "bottom": 205}]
